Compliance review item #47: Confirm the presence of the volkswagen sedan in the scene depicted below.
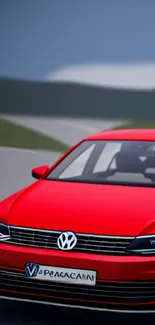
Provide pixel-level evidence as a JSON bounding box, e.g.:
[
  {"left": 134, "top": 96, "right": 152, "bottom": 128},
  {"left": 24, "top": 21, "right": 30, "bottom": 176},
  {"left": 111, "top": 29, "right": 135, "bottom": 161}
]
[{"left": 0, "top": 129, "right": 155, "bottom": 313}]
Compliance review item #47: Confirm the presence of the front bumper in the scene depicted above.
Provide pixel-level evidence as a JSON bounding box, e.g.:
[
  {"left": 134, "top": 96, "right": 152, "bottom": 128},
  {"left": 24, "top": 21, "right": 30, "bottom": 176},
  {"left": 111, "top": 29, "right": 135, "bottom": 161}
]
[{"left": 0, "top": 242, "right": 155, "bottom": 313}]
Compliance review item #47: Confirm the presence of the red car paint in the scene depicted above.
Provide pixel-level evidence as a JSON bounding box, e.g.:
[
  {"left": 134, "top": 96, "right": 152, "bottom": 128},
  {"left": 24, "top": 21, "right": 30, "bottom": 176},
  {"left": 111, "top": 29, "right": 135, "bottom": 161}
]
[{"left": 0, "top": 129, "right": 155, "bottom": 313}]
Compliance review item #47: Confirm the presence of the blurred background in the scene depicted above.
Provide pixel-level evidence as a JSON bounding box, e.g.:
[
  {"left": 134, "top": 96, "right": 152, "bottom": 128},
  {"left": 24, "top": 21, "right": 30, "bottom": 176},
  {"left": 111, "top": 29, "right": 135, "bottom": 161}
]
[{"left": 1, "top": 0, "right": 155, "bottom": 200}]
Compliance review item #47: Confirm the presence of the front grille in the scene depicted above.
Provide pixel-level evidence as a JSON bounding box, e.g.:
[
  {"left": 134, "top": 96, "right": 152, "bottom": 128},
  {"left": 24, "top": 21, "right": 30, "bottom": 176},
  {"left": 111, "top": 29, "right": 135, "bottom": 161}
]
[
  {"left": 0, "top": 269, "right": 154, "bottom": 310},
  {"left": 8, "top": 226, "right": 134, "bottom": 255}
]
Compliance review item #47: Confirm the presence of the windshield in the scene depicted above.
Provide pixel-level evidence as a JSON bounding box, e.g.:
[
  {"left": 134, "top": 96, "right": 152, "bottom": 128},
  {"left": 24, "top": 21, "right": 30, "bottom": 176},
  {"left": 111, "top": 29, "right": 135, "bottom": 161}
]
[{"left": 46, "top": 140, "right": 155, "bottom": 187}]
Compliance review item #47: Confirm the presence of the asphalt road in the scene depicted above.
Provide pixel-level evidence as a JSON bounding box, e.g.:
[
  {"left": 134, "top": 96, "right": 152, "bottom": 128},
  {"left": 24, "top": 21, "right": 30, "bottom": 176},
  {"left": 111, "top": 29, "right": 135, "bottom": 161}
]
[
  {"left": 0, "top": 148, "right": 153, "bottom": 324},
  {"left": 1, "top": 147, "right": 60, "bottom": 201}
]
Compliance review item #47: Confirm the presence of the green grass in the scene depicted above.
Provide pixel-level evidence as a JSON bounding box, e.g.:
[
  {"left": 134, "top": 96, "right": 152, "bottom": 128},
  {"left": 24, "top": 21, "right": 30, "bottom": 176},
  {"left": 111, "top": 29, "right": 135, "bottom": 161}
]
[
  {"left": 113, "top": 121, "right": 155, "bottom": 130},
  {"left": 0, "top": 118, "right": 69, "bottom": 153}
]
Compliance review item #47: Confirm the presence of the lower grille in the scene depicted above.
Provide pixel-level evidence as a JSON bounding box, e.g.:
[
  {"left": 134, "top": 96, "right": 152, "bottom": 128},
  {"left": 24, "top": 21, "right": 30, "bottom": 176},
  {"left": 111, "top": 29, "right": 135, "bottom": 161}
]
[
  {"left": 0, "top": 269, "right": 154, "bottom": 310},
  {"left": 8, "top": 226, "right": 134, "bottom": 255}
]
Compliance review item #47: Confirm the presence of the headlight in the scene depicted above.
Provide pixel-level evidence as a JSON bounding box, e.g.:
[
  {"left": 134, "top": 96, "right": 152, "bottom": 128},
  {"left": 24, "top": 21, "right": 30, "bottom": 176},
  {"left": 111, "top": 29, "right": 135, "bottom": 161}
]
[
  {"left": 126, "top": 235, "right": 155, "bottom": 255},
  {"left": 0, "top": 223, "right": 10, "bottom": 241}
]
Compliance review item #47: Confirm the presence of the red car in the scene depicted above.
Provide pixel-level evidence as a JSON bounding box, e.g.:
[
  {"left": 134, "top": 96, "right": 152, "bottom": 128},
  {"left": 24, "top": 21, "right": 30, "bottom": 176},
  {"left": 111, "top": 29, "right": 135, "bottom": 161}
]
[{"left": 0, "top": 128, "right": 155, "bottom": 314}]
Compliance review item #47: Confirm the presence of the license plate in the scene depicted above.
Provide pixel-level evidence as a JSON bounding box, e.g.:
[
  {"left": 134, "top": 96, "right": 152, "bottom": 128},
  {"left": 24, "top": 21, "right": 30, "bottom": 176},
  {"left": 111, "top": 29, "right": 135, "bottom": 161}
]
[{"left": 25, "top": 263, "right": 96, "bottom": 286}]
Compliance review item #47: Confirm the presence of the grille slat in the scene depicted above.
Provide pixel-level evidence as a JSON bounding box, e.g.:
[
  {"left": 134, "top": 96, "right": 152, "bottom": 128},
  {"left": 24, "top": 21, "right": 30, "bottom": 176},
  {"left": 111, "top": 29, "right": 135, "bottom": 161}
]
[
  {"left": 0, "top": 270, "right": 155, "bottom": 305},
  {"left": 7, "top": 241, "right": 59, "bottom": 250},
  {"left": 84, "top": 243, "right": 131, "bottom": 248},
  {"left": 9, "top": 236, "right": 56, "bottom": 245},
  {"left": 11, "top": 233, "right": 59, "bottom": 240},
  {"left": 78, "top": 245, "right": 126, "bottom": 249},
  {"left": 8, "top": 226, "right": 134, "bottom": 255},
  {"left": 77, "top": 239, "right": 131, "bottom": 245},
  {"left": 2, "top": 281, "right": 155, "bottom": 299},
  {"left": 76, "top": 243, "right": 127, "bottom": 249},
  {"left": 74, "top": 248, "right": 126, "bottom": 254},
  {"left": 1, "top": 273, "right": 155, "bottom": 295}
]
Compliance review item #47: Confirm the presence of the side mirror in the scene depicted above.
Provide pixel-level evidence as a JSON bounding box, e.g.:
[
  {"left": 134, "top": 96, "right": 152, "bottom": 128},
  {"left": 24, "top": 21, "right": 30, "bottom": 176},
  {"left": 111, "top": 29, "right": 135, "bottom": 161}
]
[{"left": 31, "top": 165, "right": 50, "bottom": 179}]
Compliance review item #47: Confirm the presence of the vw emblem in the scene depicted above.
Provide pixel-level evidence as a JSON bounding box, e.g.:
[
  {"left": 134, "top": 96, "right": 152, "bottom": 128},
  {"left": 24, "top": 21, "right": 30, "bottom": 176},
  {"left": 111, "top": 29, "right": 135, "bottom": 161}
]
[
  {"left": 25, "top": 262, "right": 39, "bottom": 277},
  {"left": 57, "top": 231, "right": 77, "bottom": 251}
]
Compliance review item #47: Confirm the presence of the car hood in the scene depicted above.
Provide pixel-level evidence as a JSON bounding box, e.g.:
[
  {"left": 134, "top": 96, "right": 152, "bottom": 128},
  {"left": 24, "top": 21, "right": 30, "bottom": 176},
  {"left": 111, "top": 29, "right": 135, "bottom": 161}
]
[{"left": 2, "top": 180, "right": 155, "bottom": 237}]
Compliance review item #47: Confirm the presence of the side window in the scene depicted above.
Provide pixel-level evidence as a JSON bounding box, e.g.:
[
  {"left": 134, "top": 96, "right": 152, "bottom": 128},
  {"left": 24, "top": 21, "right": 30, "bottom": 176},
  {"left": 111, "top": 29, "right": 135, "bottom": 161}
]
[
  {"left": 59, "top": 144, "right": 95, "bottom": 178},
  {"left": 93, "top": 143, "right": 121, "bottom": 173}
]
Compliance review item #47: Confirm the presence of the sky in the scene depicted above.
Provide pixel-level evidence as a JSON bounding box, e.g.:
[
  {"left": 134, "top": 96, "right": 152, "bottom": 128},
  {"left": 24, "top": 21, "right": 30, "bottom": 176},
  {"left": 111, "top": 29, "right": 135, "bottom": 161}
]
[{"left": 0, "top": 0, "right": 155, "bottom": 81}]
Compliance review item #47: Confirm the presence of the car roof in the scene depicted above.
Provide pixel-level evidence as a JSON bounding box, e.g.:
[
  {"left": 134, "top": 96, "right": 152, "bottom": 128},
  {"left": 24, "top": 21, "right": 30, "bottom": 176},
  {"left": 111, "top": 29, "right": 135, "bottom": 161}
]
[{"left": 85, "top": 129, "right": 155, "bottom": 141}]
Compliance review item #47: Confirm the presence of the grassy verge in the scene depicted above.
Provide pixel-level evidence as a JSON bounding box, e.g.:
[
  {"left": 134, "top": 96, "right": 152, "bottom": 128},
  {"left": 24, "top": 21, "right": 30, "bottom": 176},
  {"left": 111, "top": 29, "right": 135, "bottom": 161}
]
[
  {"left": 0, "top": 118, "right": 69, "bottom": 153},
  {"left": 113, "top": 121, "right": 155, "bottom": 130}
]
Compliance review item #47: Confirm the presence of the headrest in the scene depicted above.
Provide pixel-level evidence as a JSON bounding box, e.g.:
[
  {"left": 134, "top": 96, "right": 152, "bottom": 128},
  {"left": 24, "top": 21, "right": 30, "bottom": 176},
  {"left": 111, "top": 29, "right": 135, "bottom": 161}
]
[{"left": 115, "top": 152, "right": 144, "bottom": 173}]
